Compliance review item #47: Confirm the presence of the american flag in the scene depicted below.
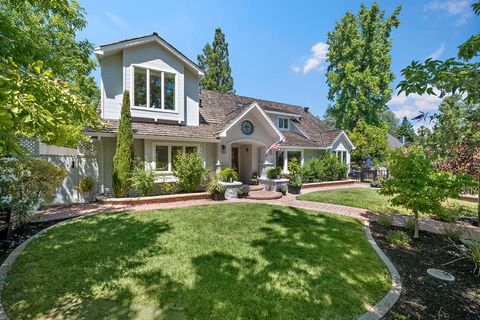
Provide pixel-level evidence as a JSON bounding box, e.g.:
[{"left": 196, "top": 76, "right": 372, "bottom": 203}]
[{"left": 265, "top": 143, "right": 281, "bottom": 158}]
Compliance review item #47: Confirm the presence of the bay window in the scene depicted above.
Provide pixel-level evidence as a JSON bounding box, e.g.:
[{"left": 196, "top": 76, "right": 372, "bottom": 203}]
[
  {"left": 132, "top": 66, "right": 176, "bottom": 111},
  {"left": 153, "top": 144, "right": 198, "bottom": 172}
]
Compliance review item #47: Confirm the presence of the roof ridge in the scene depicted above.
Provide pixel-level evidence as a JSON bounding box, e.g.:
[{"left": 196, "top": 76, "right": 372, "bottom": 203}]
[{"left": 201, "top": 89, "right": 307, "bottom": 110}]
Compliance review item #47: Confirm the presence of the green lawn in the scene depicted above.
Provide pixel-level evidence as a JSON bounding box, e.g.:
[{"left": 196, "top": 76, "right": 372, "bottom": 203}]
[
  {"left": 297, "top": 187, "right": 477, "bottom": 216},
  {"left": 3, "top": 203, "right": 390, "bottom": 320}
]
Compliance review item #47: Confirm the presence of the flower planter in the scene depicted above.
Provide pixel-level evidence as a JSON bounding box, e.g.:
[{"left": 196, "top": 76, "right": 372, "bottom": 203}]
[
  {"left": 211, "top": 190, "right": 226, "bottom": 201},
  {"left": 79, "top": 191, "right": 92, "bottom": 203},
  {"left": 287, "top": 184, "right": 301, "bottom": 195}
]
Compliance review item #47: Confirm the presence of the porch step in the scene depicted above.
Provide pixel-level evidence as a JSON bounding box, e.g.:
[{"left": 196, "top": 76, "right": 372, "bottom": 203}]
[
  {"left": 246, "top": 190, "right": 282, "bottom": 200},
  {"left": 248, "top": 185, "right": 264, "bottom": 192}
]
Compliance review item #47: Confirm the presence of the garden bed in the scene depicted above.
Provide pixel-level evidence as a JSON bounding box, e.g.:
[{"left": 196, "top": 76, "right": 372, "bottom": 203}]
[
  {"left": 0, "top": 219, "right": 69, "bottom": 265},
  {"left": 97, "top": 191, "right": 210, "bottom": 205},
  {"left": 370, "top": 223, "right": 480, "bottom": 319}
]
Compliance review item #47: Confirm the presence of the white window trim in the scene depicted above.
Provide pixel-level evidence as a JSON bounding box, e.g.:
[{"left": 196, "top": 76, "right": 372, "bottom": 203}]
[
  {"left": 278, "top": 148, "right": 304, "bottom": 173},
  {"left": 152, "top": 142, "right": 200, "bottom": 173},
  {"left": 130, "top": 64, "right": 178, "bottom": 113},
  {"left": 278, "top": 117, "right": 289, "bottom": 130}
]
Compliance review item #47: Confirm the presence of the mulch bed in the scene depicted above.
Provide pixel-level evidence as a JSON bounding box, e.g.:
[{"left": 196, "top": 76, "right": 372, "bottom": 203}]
[
  {"left": 0, "top": 219, "right": 69, "bottom": 265},
  {"left": 371, "top": 223, "right": 480, "bottom": 320}
]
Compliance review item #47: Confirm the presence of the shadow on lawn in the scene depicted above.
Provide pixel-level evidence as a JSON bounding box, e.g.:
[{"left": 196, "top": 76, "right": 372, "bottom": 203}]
[{"left": 5, "top": 206, "right": 388, "bottom": 319}]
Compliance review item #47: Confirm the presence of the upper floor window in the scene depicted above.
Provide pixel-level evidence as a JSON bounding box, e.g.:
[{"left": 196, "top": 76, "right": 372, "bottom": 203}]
[
  {"left": 278, "top": 117, "right": 289, "bottom": 130},
  {"left": 132, "top": 66, "right": 176, "bottom": 111}
]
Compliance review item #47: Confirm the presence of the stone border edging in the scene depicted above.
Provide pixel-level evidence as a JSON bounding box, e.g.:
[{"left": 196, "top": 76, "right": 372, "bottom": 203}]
[{"left": 358, "top": 221, "right": 402, "bottom": 320}]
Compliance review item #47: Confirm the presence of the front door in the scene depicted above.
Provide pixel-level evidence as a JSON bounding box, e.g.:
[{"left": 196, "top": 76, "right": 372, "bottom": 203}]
[{"left": 231, "top": 147, "right": 239, "bottom": 175}]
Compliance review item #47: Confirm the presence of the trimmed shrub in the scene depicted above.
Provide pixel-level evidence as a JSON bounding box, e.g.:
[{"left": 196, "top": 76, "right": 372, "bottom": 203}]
[
  {"left": 385, "top": 230, "right": 410, "bottom": 246},
  {"left": 129, "top": 165, "right": 157, "bottom": 196},
  {"left": 173, "top": 151, "right": 208, "bottom": 192},
  {"left": 301, "top": 153, "right": 347, "bottom": 183},
  {"left": 0, "top": 157, "right": 67, "bottom": 223},
  {"left": 370, "top": 179, "right": 382, "bottom": 188},
  {"left": 377, "top": 215, "right": 392, "bottom": 227},
  {"left": 267, "top": 166, "right": 282, "bottom": 179},
  {"left": 287, "top": 157, "right": 301, "bottom": 179},
  {"left": 237, "top": 186, "right": 250, "bottom": 198},
  {"left": 219, "top": 168, "right": 239, "bottom": 182},
  {"left": 435, "top": 209, "right": 458, "bottom": 223},
  {"left": 112, "top": 91, "right": 134, "bottom": 197}
]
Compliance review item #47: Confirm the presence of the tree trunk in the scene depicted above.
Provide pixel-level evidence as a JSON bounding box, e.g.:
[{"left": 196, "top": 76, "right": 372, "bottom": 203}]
[{"left": 414, "top": 212, "right": 419, "bottom": 239}]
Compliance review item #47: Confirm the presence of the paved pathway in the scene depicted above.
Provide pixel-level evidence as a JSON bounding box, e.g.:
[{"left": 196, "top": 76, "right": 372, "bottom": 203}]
[{"left": 38, "top": 182, "right": 479, "bottom": 239}]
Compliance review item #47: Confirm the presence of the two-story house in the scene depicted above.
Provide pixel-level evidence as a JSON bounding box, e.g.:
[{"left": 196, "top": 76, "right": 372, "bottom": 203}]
[{"left": 87, "top": 33, "right": 354, "bottom": 195}]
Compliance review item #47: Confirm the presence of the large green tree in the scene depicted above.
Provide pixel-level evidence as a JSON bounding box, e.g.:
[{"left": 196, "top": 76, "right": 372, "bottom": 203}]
[
  {"left": 197, "top": 28, "right": 235, "bottom": 93},
  {"left": 325, "top": 2, "right": 401, "bottom": 131},
  {"left": 348, "top": 119, "right": 389, "bottom": 166},
  {"left": 396, "top": 116, "right": 416, "bottom": 145},
  {"left": 0, "top": 0, "right": 101, "bottom": 155},
  {"left": 380, "top": 109, "right": 400, "bottom": 136},
  {"left": 112, "top": 91, "right": 135, "bottom": 198},
  {"left": 397, "top": 1, "right": 479, "bottom": 224}
]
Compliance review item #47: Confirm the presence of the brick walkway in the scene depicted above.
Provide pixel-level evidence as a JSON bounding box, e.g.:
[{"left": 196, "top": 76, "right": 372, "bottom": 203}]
[{"left": 38, "top": 182, "right": 479, "bottom": 239}]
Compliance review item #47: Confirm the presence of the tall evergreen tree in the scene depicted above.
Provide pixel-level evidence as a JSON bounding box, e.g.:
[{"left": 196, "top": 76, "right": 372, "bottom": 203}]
[
  {"left": 197, "top": 28, "right": 235, "bottom": 93},
  {"left": 380, "top": 109, "right": 400, "bottom": 135},
  {"left": 397, "top": 116, "right": 416, "bottom": 145},
  {"left": 325, "top": 3, "right": 401, "bottom": 131},
  {"left": 112, "top": 91, "right": 134, "bottom": 197}
]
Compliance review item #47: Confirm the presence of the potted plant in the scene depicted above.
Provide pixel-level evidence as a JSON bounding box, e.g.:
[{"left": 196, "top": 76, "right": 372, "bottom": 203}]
[
  {"left": 287, "top": 175, "right": 302, "bottom": 195},
  {"left": 219, "top": 168, "right": 239, "bottom": 183},
  {"left": 278, "top": 185, "right": 287, "bottom": 196},
  {"left": 251, "top": 172, "right": 259, "bottom": 185},
  {"left": 237, "top": 186, "right": 250, "bottom": 198},
  {"left": 77, "top": 176, "right": 94, "bottom": 203},
  {"left": 267, "top": 166, "right": 282, "bottom": 180},
  {"left": 207, "top": 174, "right": 226, "bottom": 201}
]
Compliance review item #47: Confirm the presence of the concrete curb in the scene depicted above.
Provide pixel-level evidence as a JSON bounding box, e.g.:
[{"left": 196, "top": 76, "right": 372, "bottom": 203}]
[{"left": 358, "top": 221, "right": 402, "bottom": 320}]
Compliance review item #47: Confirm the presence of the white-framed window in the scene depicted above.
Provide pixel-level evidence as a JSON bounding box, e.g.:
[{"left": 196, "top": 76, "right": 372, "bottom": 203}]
[
  {"left": 275, "top": 149, "right": 304, "bottom": 173},
  {"left": 278, "top": 117, "right": 289, "bottom": 130},
  {"left": 336, "top": 150, "right": 347, "bottom": 165},
  {"left": 131, "top": 65, "right": 177, "bottom": 111},
  {"left": 152, "top": 144, "right": 198, "bottom": 172}
]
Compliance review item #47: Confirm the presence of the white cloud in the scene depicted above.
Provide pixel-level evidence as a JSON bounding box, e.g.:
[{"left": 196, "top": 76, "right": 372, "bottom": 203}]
[
  {"left": 106, "top": 12, "right": 129, "bottom": 30},
  {"left": 388, "top": 91, "right": 443, "bottom": 128},
  {"left": 292, "top": 42, "right": 329, "bottom": 74},
  {"left": 427, "top": 43, "right": 445, "bottom": 60},
  {"left": 425, "top": 0, "right": 474, "bottom": 25}
]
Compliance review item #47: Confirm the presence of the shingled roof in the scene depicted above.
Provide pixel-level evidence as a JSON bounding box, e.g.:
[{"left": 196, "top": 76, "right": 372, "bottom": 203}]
[{"left": 88, "top": 90, "right": 344, "bottom": 148}]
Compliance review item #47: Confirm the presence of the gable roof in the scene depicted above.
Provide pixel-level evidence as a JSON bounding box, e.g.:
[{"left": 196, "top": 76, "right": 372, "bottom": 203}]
[
  {"left": 387, "top": 133, "right": 404, "bottom": 148},
  {"left": 88, "top": 90, "right": 348, "bottom": 148},
  {"left": 94, "top": 33, "right": 204, "bottom": 76}
]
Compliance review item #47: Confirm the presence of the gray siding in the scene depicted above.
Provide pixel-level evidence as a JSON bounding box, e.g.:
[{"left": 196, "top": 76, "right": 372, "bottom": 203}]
[{"left": 101, "top": 52, "right": 123, "bottom": 119}]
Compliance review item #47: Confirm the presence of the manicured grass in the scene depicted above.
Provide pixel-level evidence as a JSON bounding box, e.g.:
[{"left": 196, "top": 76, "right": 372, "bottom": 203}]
[
  {"left": 297, "top": 187, "right": 477, "bottom": 216},
  {"left": 3, "top": 203, "right": 390, "bottom": 320}
]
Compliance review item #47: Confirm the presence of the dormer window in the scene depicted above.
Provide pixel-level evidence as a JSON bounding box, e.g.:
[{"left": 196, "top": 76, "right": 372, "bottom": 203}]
[
  {"left": 279, "top": 117, "right": 289, "bottom": 130},
  {"left": 132, "top": 65, "right": 176, "bottom": 111}
]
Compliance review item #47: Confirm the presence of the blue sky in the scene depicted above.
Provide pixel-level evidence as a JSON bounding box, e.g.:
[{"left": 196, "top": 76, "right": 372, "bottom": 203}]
[{"left": 78, "top": 0, "right": 479, "bottom": 129}]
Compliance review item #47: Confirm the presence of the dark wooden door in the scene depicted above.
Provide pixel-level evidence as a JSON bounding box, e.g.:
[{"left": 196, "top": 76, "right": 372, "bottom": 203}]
[{"left": 231, "top": 147, "right": 239, "bottom": 173}]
